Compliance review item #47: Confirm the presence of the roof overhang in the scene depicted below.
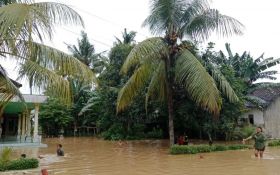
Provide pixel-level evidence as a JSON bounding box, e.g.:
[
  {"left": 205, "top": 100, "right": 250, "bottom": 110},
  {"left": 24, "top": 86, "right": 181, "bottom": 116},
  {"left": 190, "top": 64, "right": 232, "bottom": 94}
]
[
  {"left": 11, "top": 94, "right": 47, "bottom": 103},
  {"left": 3, "top": 94, "right": 48, "bottom": 114}
]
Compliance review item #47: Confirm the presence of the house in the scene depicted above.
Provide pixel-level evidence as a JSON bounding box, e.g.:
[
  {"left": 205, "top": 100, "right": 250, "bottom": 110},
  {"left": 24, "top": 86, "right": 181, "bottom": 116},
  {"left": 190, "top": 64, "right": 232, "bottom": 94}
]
[
  {"left": 241, "top": 86, "right": 280, "bottom": 138},
  {"left": 0, "top": 81, "right": 47, "bottom": 146}
]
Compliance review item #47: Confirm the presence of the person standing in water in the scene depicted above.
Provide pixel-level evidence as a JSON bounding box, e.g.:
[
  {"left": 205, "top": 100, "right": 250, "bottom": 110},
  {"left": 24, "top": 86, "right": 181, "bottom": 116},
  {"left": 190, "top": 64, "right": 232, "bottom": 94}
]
[
  {"left": 57, "top": 144, "right": 64, "bottom": 156},
  {"left": 243, "top": 127, "right": 266, "bottom": 158}
]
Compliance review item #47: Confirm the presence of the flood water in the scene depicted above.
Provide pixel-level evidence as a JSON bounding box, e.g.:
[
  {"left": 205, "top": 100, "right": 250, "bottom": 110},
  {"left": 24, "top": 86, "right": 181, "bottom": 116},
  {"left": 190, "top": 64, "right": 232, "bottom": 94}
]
[{"left": 11, "top": 137, "right": 280, "bottom": 175}]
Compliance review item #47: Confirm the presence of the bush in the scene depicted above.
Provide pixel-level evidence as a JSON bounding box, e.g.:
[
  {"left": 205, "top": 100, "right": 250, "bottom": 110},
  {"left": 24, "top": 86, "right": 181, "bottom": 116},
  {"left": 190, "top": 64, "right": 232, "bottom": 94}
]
[
  {"left": 268, "top": 140, "right": 280, "bottom": 147},
  {"left": 146, "top": 128, "right": 163, "bottom": 139},
  {"left": 0, "top": 158, "right": 39, "bottom": 171},
  {"left": 227, "top": 144, "right": 249, "bottom": 150},
  {"left": 0, "top": 147, "right": 12, "bottom": 165},
  {"left": 170, "top": 144, "right": 249, "bottom": 155},
  {"left": 213, "top": 145, "right": 228, "bottom": 151},
  {"left": 101, "top": 123, "right": 126, "bottom": 140},
  {"left": 231, "top": 126, "right": 255, "bottom": 140}
]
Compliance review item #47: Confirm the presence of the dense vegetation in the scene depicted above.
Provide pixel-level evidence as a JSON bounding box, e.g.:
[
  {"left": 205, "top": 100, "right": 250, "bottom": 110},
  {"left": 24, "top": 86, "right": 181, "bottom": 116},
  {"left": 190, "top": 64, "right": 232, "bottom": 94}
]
[
  {"left": 1, "top": 0, "right": 280, "bottom": 144},
  {"left": 170, "top": 144, "right": 250, "bottom": 154},
  {"left": 268, "top": 140, "right": 280, "bottom": 147},
  {"left": 0, "top": 148, "right": 39, "bottom": 172},
  {"left": 39, "top": 30, "right": 280, "bottom": 142}
]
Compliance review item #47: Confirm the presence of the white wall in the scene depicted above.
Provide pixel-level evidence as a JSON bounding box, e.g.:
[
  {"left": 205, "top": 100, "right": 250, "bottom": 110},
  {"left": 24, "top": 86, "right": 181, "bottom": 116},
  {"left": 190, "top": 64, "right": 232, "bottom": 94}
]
[
  {"left": 241, "top": 109, "right": 264, "bottom": 126},
  {"left": 264, "top": 97, "right": 280, "bottom": 138}
]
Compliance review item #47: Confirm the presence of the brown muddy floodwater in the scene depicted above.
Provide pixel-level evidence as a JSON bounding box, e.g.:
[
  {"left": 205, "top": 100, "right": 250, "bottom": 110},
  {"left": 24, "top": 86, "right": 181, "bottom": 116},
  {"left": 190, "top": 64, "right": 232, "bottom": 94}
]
[{"left": 11, "top": 137, "right": 280, "bottom": 175}]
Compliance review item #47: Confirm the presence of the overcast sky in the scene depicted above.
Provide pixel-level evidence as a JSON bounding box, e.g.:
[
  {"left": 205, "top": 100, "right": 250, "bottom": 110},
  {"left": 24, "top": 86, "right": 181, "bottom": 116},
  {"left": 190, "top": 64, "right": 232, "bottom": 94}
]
[{"left": 2, "top": 0, "right": 280, "bottom": 93}]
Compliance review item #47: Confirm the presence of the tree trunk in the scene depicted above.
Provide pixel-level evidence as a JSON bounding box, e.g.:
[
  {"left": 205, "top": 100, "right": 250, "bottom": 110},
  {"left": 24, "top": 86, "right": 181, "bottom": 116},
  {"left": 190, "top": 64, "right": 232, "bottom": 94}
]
[
  {"left": 165, "top": 54, "right": 175, "bottom": 146},
  {"left": 167, "top": 85, "right": 175, "bottom": 146}
]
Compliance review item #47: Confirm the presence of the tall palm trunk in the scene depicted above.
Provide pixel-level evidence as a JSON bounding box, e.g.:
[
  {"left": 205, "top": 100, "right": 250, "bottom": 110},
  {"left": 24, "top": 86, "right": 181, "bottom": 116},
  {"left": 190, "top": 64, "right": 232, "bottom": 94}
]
[
  {"left": 166, "top": 80, "right": 175, "bottom": 145},
  {"left": 165, "top": 52, "right": 175, "bottom": 146}
]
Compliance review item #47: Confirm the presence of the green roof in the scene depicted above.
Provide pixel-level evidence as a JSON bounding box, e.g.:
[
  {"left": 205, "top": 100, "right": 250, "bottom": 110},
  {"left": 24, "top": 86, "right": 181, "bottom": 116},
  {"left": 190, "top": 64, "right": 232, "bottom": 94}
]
[{"left": 4, "top": 102, "right": 35, "bottom": 114}]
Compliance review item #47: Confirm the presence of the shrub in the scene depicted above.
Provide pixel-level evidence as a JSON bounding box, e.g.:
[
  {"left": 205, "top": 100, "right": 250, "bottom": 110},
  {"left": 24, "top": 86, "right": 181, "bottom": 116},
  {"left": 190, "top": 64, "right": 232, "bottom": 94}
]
[
  {"left": 268, "top": 140, "right": 280, "bottom": 147},
  {"left": 231, "top": 126, "right": 255, "bottom": 140},
  {"left": 170, "top": 145, "right": 198, "bottom": 154},
  {"left": 101, "top": 123, "right": 126, "bottom": 140},
  {"left": 213, "top": 145, "right": 228, "bottom": 151},
  {"left": 0, "top": 147, "right": 12, "bottom": 165},
  {"left": 0, "top": 158, "right": 39, "bottom": 172},
  {"left": 146, "top": 128, "right": 163, "bottom": 139},
  {"left": 170, "top": 144, "right": 249, "bottom": 155},
  {"left": 227, "top": 144, "right": 249, "bottom": 150}
]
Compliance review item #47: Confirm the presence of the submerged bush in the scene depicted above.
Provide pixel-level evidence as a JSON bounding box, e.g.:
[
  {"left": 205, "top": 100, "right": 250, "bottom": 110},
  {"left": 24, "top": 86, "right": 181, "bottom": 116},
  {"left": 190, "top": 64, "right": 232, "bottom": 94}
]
[
  {"left": 0, "top": 158, "right": 39, "bottom": 172},
  {"left": 268, "top": 140, "right": 280, "bottom": 147},
  {"left": 146, "top": 128, "right": 163, "bottom": 139},
  {"left": 170, "top": 144, "right": 249, "bottom": 155}
]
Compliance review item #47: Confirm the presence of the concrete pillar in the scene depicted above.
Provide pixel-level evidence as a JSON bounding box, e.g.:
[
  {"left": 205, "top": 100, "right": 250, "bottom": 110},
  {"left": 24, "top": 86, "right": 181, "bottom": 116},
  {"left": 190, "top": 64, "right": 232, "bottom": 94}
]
[
  {"left": 17, "top": 114, "right": 22, "bottom": 140},
  {"left": 33, "top": 103, "right": 39, "bottom": 142},
  {"left": 21, "top": 112, "right": 26, "bottom": 138},
  {"left": 26, "top": 110, "right": 31, "bottom": 137}
]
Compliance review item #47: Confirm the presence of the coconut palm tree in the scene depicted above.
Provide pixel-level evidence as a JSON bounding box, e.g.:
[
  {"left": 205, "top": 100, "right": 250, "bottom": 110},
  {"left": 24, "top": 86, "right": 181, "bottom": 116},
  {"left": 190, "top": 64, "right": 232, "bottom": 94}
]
[
  {"left": 0, "top": 1, "right": 95, "bottom": 105},
  {"left": 115, "top": 28, "right": 137, "bottom": 45},
  {"left": 117, "top": 0, "right": 244, "bottom": 145},
  {"left": 67, "top": 31, "right": 108, "bottom": 74}
]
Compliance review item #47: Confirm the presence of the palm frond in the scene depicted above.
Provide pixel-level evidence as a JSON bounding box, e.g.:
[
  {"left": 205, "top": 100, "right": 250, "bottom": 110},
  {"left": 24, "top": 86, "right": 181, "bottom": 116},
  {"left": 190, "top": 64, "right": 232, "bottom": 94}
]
[
  {"left": 210, "top": 66, "right": 239, "bottom": 103},
  {"left": 258, "top": 70, "right": 278, "bottom": 76},
  {"left": 145, "top": 60, "right": 166, "bottom": 110},
  {"left": 248, "top": 83, "right": 280, "bottom": 93},
  {"left": 117, "top": 61, "right": 155, "bottom": 113},
  {"left": 0, "top": 64, "right": 24, "bottom": 108},
  {"left": 78, "top": 95, "right": 101, "bottom": 116},
  {"left": 121, "top": 37, "right": 168, "bottom": 74},
  {"left": 17, "top": 59, "right": 73, "bottom": 104},
  {"left": 175, "top": 49, "right": 221, "bottom": 115},
  {"left": 142, "top": 0, "right": 185, "bottom": 35},
  {"left": 16, "top": 41, "right": 96, "bottom": 84},
  {"left": 0, "top": 2, "right": 84, "bottom": 41},
  {"left": 258, "top": 57, "right": 280, "bottom": 71},
  {"left": 185, "top": 9, "right": 244, "bottom": 41}
]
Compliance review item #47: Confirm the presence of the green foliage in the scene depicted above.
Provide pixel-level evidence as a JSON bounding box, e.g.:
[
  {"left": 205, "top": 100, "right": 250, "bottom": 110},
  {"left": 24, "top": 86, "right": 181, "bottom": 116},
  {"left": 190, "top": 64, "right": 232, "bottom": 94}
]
[
  {"left": 101, "top": 123, "right": 126, "bottom": 140},
  {"left": 170, "top": 144, "right": 249, "bottom": 155},
  {"left": 39, "top": 97, "right": 73, "bottom": 136},
  {"left": 0, "top": 148, "right": 38, "bottom": 172},
  {"left": 268, "top": 140, "right": 280, "bottom": 147},
  {"left": 67, "top": 31, "right": 108, "bottom": 74},
  {"left": 227, "top": 144, "right": 250, "bottom": 150},
  {"left": 91, "top": 42, "right": 167, "bottom": 141},
  {"left": 0, "top": 1, "right": 95, "bottom": 105},
  {"left": 0, "top": 147, "right": 12, "bottom": 166},
  {"left": 231, "top": 126, "right": 255, "bottom": 140},
  {"left": 146, "top": 128, "right": 163, "bottom": 139},
  {"left": 0, "top": 158, "right": 39, "bottom": 171}
]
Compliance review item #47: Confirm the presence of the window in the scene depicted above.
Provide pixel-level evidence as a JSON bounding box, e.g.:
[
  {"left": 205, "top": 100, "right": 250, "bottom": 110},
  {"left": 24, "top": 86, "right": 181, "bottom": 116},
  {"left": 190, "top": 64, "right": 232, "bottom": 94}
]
[{"left": 248, "top": 114, "right": 254, "bottom": 125}]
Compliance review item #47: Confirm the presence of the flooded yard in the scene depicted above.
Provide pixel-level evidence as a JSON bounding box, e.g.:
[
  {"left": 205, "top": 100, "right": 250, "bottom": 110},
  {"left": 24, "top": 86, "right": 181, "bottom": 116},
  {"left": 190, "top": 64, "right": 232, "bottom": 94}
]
[{"left": 10, "top": 137, "right": 280, "bottom": 175}]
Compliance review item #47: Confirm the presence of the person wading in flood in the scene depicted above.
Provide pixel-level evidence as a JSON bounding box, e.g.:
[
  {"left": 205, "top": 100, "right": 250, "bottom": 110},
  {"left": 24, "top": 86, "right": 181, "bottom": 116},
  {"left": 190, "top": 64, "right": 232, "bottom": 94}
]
[
  {"left": 57, "top": 144, "right": 64, "bottom": 156},
  {"left": 243, "top": 127, "right": 266, "bottom": 158}
]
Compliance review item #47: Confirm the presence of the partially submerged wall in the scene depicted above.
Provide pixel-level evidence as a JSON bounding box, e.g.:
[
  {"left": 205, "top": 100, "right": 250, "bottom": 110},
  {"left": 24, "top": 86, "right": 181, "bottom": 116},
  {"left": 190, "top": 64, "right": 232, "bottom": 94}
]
[{"left": 264, "top": 97, "right": 280, "bottom": 138}]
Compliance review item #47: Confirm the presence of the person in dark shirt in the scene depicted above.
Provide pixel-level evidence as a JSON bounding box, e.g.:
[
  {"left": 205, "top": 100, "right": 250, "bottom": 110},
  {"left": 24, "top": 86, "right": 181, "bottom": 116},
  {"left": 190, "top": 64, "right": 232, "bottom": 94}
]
[
  {"left": 57, "top": 144, "right": 64, "bottom": 156},
  {"left": 243, "top": 127, "right": 266, "bottom": 158}
]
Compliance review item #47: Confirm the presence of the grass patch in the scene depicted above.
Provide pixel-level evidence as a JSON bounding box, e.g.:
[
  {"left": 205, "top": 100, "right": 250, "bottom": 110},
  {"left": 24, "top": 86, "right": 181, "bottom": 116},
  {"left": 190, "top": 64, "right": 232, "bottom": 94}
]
[
  {"left": 268, "top": 140, "right": 280, "bottom": 147},
  {"left": 0, "top": 158, "right": 39, "bottom": 172},
  {"left": 170, "top": 144, "right": 250, "bottom": 155}
]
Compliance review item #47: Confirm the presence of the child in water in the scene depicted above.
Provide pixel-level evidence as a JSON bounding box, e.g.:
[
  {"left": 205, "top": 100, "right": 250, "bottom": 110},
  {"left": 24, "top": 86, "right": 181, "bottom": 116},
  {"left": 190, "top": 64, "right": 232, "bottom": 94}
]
[
  {"left": 57, "top": 144, "right": 64, "bottom": 156},
  {"left": 243, "top": 127, "right": 266, "bottom": 158}
]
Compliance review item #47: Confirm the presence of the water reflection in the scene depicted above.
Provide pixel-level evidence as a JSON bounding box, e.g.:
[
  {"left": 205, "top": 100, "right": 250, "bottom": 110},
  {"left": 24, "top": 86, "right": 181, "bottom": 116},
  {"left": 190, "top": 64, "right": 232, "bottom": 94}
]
[{"left": 11, "top": 137, "right": 280, "bottom": 175}]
